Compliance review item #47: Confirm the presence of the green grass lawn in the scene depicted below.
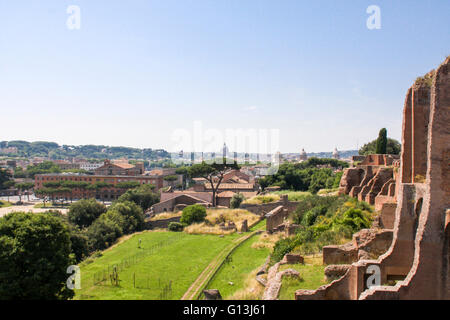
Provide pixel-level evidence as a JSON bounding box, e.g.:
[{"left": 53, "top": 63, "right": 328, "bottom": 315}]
[
  {"left": 204, "top": 232, "right": 270, "bottom": 299},
  {"left": 0, "top": 200, "right": 12, "bottom": 208},
  {"left": 271, "top": 190, "right": 312, "bottom": 201},
  {"left": 278, "top": 258, "right": 327, "bottom": 300},
  {"left": 75, "top": 230, "right": 241, "bottom": 300}
]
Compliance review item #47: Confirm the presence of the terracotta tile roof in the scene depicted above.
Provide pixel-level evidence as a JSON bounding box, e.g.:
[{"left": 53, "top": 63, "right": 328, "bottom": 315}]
[
  {"left": 160, "top": 191, "right": 213, "bottom": 203},
  {"left": 205, "top": 183, "right": 255, "bottom": 190},
  {"left": 113, "top": 162, "right": 135, "bottom": 169},
  {"left": 217, "top": 191, "right": 235, "bottom": 198}
]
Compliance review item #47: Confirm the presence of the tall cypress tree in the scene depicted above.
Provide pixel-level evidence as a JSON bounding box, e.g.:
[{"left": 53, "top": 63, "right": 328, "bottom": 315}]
[{"left": 376, "top": 128, "right": 387, "bottom": 154}]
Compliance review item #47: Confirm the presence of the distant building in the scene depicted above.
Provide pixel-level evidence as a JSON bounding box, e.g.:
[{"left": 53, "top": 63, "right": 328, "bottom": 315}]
[
  {"left": 79, "top": 162, "right": 103, "bottom": 171},
  {"left": 35, "top": 173, "right": 163, "bottom": 201},
  {"left": 53, "top": 160, "right": 80, "bottom": 170},
  {"left": 299, "top": 148, "right": 308, "bottom": 161},
  {"left": 332, "top": 147, "right": 340, "bottom": 160},
  {"left": 0, "top": 147, "right": 18, "bottom": 154},
  {"left": 222, "top": 143, "right": 229, "bottom": 158},
  {"left": 94, "top": 159, "right": 144, "bottom": 176}
]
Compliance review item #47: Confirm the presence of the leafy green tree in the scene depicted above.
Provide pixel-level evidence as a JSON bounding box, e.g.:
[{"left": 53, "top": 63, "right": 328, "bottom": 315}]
[
  {"left": 103, "top": 200, "right": 145, "bottom": 234},
  {"left": 13, "top": 167, "right": 26, "bottom": 178},
  {"left": 43, "top": 210, "right": 89, "bottom": 263},
  {"left": 163, "top": 175, "right": 178, "bottom": 188},
  {"left": 188, "top": 159, "right": 239, "bottom": 206},
  {"left": 376, "top": 128, "right": 388, "bottom": 154},
  {"left": 359, "top": 137, "right": 401, "bottom": 155},
  {"left": 68, "top": 199, "right": 107, "bottom": 228},
  {"left": 117, "top": 184, "right": 159, "bottom": 211},
  {"left": 0, "top": 212, "right": 74, "bottom": 299},
  {"left": 168, "top": 222, "right": 184, "bottom": 232},
  {"left": 0, "top": 168, "right": 12, "bottom": 190},
  {"left": 116, "top": 181, "right": 141, "bottom": 189},
  {"left": 69, "top": 228, "right": 89, "bottom": 263},
  {"left": 259, "top": 159, "right": 347, "bottom": 193},
  {"left": 35, "top": 187, "right": 50, "bottom": 206},
  {"left": 230, "top": 192, "right": 244, "bottom": 209},
  {"left": 61, "top": 181, "right": 89, "bottom": 202},
  {"left": 86, "top": 215, "right": 122, "bottom": 251},
  {"left": 175, "top": 166, "right": 190, "bottom": 189},
  {"left": 26, "top": 161, "right": 61, "bottom": 178},
  {"left": 180, "top": 204, "right": 207, "bottom": 225},
  {"left": 85, "top": 182, "right": 114, "bottom": 202},
  {"left": 15, "top": 182, "right": 34, "bottom": 202}
]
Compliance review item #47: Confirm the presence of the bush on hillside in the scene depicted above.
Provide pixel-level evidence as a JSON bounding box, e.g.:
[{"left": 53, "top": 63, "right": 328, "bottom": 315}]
[
  {"left": 270, "top": 195, "right": 374, "bottom": 264},
  {"left": 86, "top": 216, "right": 123, "bottom": 251},
  {"left": 180, "top": 204, "right": 207, "bottom": 225},
  {"left": 68, "top": 199, "right": 106, "bottom": 228},
  {"left": 168, "top": 222, "right": 184, "bottom": 232},
  {"left": 103, "top": 201, "right": 145, "bottom": 234},
  {"left": 230, "top": 193, "right": 245, "bottom": 209},
  {"left": 117, "top": 184, "right": 159, "bottom": 211}
]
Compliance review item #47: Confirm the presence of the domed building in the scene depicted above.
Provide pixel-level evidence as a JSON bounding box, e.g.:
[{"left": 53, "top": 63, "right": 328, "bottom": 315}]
[
  {"left": 332, "top": 147, "right": 340, "bottom": 159},
  {"left": 299, "top": 148, "right": 308, "bottom": 161}
]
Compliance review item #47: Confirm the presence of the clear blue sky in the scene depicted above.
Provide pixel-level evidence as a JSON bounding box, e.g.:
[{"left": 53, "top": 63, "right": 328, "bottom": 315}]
[{"left": 0, "top": 0, "right": 448, "bottom": 153}]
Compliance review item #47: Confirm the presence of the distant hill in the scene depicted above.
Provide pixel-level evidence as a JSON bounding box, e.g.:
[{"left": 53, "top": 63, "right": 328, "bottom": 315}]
[
  {"left": 306, "top": 150, "right": 359, "bottom": 159},
  {"left": 0, "top": 140, "right": 170, "bottom": 160},
  {"left": 283, "top": 150, "right": 359, "bottom": 160}
]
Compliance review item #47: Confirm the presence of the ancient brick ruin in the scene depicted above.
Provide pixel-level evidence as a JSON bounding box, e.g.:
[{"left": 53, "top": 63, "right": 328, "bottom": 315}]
[{"left": 296, "top": 56, "right": 450, "bottom": 300}]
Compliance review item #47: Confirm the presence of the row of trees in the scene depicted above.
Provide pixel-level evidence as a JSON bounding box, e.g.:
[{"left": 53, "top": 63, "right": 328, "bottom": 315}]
[
  {"left": 0, "top": 169, "right": 34, "bottom": 202},
  {"left": 258, "top": 158, "right": 347, "bottom": 193},
  {"left": 34, "top": 180, "right": 146, "bottom": 206},
  {"left": 358, "top": 128, "right": 401, "bottom": 155}
]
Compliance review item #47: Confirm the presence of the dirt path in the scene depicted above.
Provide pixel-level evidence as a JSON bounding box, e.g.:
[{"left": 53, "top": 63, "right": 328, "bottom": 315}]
[
  {"left": 181, "top": 229, "right": 262, "bottom": 300},
  {"left": 0, "top": 204, "right": 68, "bottom": 217}
]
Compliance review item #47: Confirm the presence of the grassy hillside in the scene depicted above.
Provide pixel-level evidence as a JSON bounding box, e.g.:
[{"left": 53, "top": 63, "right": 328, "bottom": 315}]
[
  {"left": 278, "top": 255, "right": 327, "bottom": 300},
  {"left": 205, "top": 231, "right": 270, "bottom": 299},
  {"left": 75, "top": 231, "right": 241, "bottom": 300}
]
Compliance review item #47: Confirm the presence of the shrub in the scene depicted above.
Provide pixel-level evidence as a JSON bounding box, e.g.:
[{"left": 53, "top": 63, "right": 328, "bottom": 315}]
[
  {"left": 69, "top": 227, "right": 90, "bottom": 263},
  {"left": 103, "top": 201, "right": 145, "bottom": 234},
  {"left": 117, "top": 184, "right": 159, "bottom": 211},
  {"left": 86, "top": 216, "right": 122, "bottom": 251},
  {"left": 68, "top": 199, "right": 106, "bottom": 228},
  {"left": 230, "top": 192, "right": 244, "bottom": 208},
  {"left": 168, "top": 222, "right": 184, "bottom": 232},
  {"left": 180, "top": 204, "right": 207, "bottom": 225},
  {"left": 270, "top": 195, "right": 374, "bottom": 263},
  {"left": 271, "top": 238, "right": 297, "bottom": 264},
  {"left": 0, "top": 212, "right": 74, "bottom": 299}
]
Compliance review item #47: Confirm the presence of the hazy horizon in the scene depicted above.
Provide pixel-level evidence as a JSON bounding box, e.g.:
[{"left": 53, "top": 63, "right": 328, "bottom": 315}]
[{"left": 1, "top": 1, "right": 449, "bottom": 153}]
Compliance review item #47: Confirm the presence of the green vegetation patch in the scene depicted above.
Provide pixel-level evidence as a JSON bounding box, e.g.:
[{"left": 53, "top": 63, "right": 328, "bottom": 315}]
[
  {"left": 271, "top": 195, "right": 374, "bottom": 263},
  {"left": 278, "top": 260, "right": 327, "bottom": 300},
  {"left": 75, "top": 231, "right": 241, "bottom": 300},
  {"left": 205, "top": 232, "right": 270, "bottom": 299}
]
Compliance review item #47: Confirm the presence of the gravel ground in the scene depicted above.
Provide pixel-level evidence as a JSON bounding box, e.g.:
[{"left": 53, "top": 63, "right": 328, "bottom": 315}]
[{"left": 0, "top": 204, "right": 68, "bottom": 218}]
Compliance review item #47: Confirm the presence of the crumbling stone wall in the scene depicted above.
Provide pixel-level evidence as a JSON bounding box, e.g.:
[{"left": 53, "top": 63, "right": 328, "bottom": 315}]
[
  {"left": 265, "top": 206, "right": 288, "bottom": 233},
  {"left": 296, "top": 56, "right": 450, "bottom": 300},
  {"left": 322, "top": 229, "right": 393, "bottom": 265}
]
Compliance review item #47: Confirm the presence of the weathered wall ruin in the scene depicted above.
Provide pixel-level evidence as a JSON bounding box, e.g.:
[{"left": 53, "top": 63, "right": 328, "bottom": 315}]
[{"left": 296, "top": 56, "right": 450, "bottom": 300}]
